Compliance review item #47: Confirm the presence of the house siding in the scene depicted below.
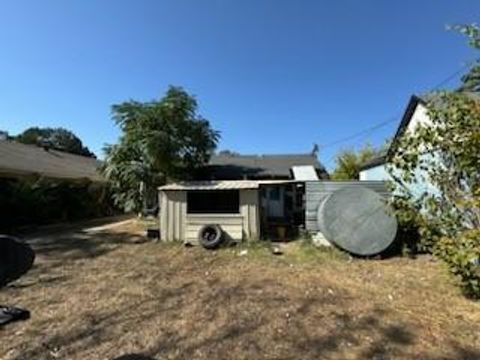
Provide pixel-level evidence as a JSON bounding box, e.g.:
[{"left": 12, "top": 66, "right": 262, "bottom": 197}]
[
  {"left": 359, "top": 164, "right": 389, "bottom": 181},
  {"left": 359, "top": 101, "right": 437, "bottom": 199}
]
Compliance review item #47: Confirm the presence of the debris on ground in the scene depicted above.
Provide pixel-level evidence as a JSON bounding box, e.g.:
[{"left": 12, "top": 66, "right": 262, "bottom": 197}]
[{"left": 0, "top": 306, "right": 30, "bottom": 328}]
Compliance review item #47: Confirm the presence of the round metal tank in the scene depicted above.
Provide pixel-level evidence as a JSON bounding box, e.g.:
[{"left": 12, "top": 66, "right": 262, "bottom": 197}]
[{"left": 316, "top": 186, "right": 397, "bottom": 256}]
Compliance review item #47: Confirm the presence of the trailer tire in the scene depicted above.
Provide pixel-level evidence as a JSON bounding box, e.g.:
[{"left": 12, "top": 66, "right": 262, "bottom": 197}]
[{"left": 198, "top": 224, "right": 224, "bottom": 249}]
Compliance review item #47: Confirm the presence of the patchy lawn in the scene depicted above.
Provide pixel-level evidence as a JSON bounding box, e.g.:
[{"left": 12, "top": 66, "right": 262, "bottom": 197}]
[{"left": 1, "top": 220, "right": 479, "bottom": 360}]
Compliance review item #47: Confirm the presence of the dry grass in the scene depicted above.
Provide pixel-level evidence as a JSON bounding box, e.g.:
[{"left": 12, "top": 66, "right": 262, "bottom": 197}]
[{"left": 1, "top": 220, "right": 479, "bottom": 360}]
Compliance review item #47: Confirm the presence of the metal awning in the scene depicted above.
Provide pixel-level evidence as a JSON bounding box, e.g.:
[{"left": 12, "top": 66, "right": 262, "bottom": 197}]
[
  {"left": 291, "top": 165, "right": 319, "bottom": 181},
  {"left": 159, "top": 180, "right": 297, "bottom": 191}
]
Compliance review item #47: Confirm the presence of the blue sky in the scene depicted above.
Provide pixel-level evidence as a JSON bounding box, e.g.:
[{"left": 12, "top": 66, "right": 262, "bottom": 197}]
[{"left": 0, "top": 1, "right": 478, "bottom": 169}]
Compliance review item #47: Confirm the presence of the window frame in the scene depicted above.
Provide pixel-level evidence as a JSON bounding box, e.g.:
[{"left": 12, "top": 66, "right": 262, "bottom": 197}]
[{"left": 186, "top": 190, "right": 241, "bottom": 214}]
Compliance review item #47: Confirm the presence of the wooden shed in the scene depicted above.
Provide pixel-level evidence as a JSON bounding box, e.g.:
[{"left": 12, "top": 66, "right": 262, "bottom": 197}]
[{"left": 159, "top": 181, "right": 261, "bottom": 244}]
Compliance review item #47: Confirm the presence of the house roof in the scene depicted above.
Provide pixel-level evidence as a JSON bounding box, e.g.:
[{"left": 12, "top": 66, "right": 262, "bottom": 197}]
[
  {"left": 387, "top": 95, "right": 425, "bottom": 156},
  {"left": 0, "top": 140, "right": 103, "bottom": 182},
  {"left": 159, "top": 180, "right": 295, "bottom": 191},
  {"left": 386, "top": 92, "right": 480, "bottom": 159},
  {"left": 199, "top": 153, "right": 328, "bottom": 180},
  {"left": 359, "top": 94, "right": 428, "bottom": 171},
  {"left": 358, "top": 153, "right": 388, "bottom": 171},
  {"left": 360, "top": 91, "right": 480, "bottom": 172}
]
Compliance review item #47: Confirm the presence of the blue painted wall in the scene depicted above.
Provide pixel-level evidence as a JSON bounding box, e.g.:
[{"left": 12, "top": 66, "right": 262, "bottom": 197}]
[
  {"left": 359, "top": 155, "right": 439, "bottom": 199},
  {"left": 359, "top": 164, "right": 390, "bottom": 181}
]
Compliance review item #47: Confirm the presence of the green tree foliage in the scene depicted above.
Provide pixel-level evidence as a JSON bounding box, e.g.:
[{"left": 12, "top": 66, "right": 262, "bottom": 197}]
[
  {"left": 389, "top": 25, "right": 480, "bottom": 297},
  {"left": 331, "top": 143, "right": 384, "bottom": 180},
  {"left": 102, "top": 86, "right": 220, "bottom": 212},
  {"left": 15, "top": 127, "right": 95, "bottom": 157},
  {"left": 0, "top": 178, "right": 117, "bottom": 232}
]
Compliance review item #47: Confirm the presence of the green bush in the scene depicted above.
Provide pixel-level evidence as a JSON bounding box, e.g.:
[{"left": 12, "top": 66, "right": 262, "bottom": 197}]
[
  {"left": 0, "top": 177, "right": 119, "bottom": 233},
  {"left": 435, "top": 230, "right": 480, "bottom": 298}
]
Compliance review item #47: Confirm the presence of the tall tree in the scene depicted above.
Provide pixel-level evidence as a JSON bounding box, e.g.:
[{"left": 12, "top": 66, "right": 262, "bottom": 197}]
[
  {"left": 15, "top": 127, "right": 95, "bottom": 157},
  {"left": 331, "top": 143, "right": 384, "bottom": 180},
  {"left": 102, "top": 86, "right": 219, "bottom": 212}
]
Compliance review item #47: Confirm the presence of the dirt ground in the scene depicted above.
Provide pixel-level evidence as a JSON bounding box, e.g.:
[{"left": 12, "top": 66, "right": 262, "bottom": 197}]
[{"left": 1, "top": 219, "right": 479, "bottom": 360}]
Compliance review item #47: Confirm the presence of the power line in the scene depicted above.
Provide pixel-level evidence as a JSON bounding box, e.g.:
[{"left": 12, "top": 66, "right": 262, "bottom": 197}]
[
  {"left": 319, "top": 62, "right": 472, "bottom": 151},
  {"left": 428, "top": 60, "right": 472, "bottom": 90},
  {"left": 321, "top": 116, "right": 398, "bottom": 150}
]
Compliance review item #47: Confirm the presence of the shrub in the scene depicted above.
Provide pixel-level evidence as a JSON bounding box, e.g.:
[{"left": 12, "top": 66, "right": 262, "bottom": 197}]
[
  {"left": 435, "top": 229, "right": 480, "bottom": 297},
  {"left": 0, "top": 177, "right": 119, "bottom": 233},
  {"left": 388, "top": 91, "right": 480, "bottom": 297}
]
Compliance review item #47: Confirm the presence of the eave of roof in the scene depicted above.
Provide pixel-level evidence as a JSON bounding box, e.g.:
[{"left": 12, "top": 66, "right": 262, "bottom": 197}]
[
  {"left": 386, "top": 95, "right": 425, "bottom": 158},
  {"left": 159, "top": 180, "right": 297, "bottom": 191},
  {"left": 358, "top": 154, "right": 388, "bottom": 171}
]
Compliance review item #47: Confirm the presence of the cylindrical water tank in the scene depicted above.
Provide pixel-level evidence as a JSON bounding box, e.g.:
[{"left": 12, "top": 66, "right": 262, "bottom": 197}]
[{"left": 316, "top": 186, "right": 397, "bottom": 256}]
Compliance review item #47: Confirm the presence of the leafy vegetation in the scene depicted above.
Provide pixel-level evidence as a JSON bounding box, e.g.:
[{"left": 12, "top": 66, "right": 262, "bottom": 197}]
[
  {"left": 15, "top": 127, "right": 95, "bottom": 157},
  {"left": 0, "top": 178, "right": 117, "bottom": 232},
  {"left": 101, "top": 86, "right": 220, "bottom": 212},
  {"left": 388, "top": 25, "right": 480, "bottom": 298},
  {"left": 331, "top": 143, "right": 386, "bottom": 180}
]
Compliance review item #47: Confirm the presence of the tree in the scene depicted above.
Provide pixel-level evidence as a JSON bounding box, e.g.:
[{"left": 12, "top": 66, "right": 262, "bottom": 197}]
[
  {"left": 331, "top": 143, "right": 384, "bottom": 180},
  {"left": 15, "top": 127, "right": 95, "bottom": 157},
  {"left": 102, "top": 86, "right": 220, "bottom": 212},
  {"left": 389, "top": 24, "right": 480, "bottom": 297}
]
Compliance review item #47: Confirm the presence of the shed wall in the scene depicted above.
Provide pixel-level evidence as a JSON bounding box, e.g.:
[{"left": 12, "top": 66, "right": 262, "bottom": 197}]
[
  {"left": 159, "top": 188, "right": 259, "bottom": 242},
  {"left": 186, "top": 214, "right": 243, "bottom": 244},
  {"left": 159, "top": 190, "right": 186, "bottom": 242},
  {"left": 305, "top": 181, "right": 390, "bottom": 232},
  {"left": 240, "top": 189, "right": 260, "bottom": 240}
]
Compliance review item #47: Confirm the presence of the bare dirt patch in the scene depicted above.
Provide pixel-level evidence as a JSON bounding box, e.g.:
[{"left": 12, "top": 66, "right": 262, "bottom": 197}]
[{"left": 1, "top": 221, "right": 479, "bottom": 359}]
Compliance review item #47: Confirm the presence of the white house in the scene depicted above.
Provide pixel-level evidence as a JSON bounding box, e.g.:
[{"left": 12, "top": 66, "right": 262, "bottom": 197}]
[{"left": 359, "top": 95, "right": 433, "bottom": 182}]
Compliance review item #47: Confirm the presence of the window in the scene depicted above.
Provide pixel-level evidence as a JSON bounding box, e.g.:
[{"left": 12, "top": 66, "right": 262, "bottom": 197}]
[{"left": 187, "top": 190, "right": 240, "bottom": 214}]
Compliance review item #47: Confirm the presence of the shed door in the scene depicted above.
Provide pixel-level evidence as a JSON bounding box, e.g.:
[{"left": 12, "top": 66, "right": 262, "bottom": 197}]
[{"left": 266, "top": 187, "right": 284, "bottom": 218}]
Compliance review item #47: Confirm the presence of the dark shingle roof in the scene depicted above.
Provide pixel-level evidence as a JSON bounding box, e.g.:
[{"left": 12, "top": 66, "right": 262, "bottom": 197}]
[
  {"left": 0, "top": 140, "right": 103, "bottom": 182},
  {"left": 358, "top": 153, "right": 388, "bottom": 171},
  {"left": 198, "top": 153, "right": 329, "bottom": 180}
]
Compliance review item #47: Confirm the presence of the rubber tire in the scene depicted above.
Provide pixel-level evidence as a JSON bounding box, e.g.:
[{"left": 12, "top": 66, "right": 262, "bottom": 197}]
[
  {"left": 198, "top": 224, "right": 224, "bottom": 249},
  {"left": 0, "top": 236, "right": 35, "bottom": 288}
]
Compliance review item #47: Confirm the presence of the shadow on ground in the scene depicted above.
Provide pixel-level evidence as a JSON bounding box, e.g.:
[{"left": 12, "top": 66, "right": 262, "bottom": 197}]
[
  {"left": 2, "top": 220, "right": 479, "bottom": 360},
  {"left": 9, "top": 273, "right": 480, "bottom": 360},
  {"left": 31, "top": 229, "right": 146, "bottom": 260},
  {"left": 7, "top": 224, "right": 145, "bottom": 290},
  {"left": 113, "top": 354, "right": 155, "bottom": 360}
]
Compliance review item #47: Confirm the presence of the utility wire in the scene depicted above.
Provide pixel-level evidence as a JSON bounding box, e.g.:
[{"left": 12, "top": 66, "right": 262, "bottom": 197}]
[
  {"left": 319, "top": 62, "right": 472, "bottom": 151},
  {"left": 320, "top": 116, "right": 398, "bottom": 149}
]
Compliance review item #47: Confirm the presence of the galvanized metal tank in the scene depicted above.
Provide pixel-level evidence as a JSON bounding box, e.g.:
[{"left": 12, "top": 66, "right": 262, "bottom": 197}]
[{"left": 316, "top": 186, "right": 397, "bottom": 256}]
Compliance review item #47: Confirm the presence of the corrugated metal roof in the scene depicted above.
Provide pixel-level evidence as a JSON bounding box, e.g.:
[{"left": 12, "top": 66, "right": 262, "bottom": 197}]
[
  {"left": 159, "top": 180, "right": 296, "bottom": 191},
  {"left": 291, "top": 165, "right": 319, "bottom": 180},
  {"left": 0, "top": 140, "right": 103, "bottom": 182},
  {"left": 159, "top": 181, "right": 260, "bottom": 191}
]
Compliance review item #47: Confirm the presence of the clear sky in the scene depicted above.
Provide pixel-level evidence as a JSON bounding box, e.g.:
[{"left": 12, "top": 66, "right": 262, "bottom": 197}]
[{"left": 0, "top": 1, "right": 478, "bottom": 169}]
